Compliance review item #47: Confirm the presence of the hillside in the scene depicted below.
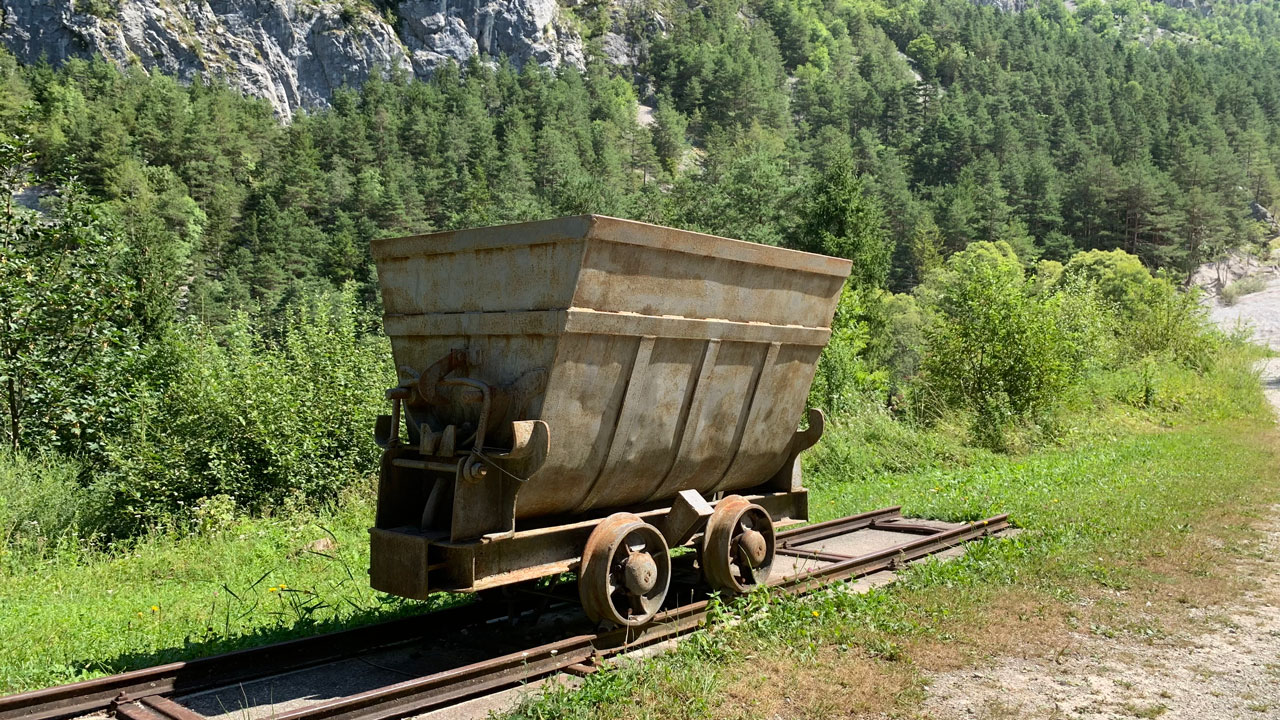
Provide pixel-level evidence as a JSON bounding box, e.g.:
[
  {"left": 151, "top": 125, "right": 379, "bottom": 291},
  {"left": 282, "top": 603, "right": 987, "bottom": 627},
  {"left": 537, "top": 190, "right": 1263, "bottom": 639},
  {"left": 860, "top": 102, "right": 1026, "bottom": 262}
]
[{"left": 3, "top": 1, "right": 1280, "bottom": 709}]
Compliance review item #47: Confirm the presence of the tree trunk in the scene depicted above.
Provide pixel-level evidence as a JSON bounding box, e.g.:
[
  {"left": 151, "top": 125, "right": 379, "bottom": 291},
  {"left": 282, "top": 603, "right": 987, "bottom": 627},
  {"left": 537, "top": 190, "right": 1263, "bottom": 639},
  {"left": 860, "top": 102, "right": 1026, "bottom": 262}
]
[{"left": 6, "top": 375, "right": 18, "bottom": 453}]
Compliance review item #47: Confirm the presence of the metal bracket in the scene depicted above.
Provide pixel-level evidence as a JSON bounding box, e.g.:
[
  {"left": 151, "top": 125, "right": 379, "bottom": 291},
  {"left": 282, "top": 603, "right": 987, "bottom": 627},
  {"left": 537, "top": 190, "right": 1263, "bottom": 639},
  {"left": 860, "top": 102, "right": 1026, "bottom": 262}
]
[
  {"left": 656, "top": 489, "right": 715, "bottom": 547},
  {"left": 450, "top": 420, "right": 550, "bottom": 542}
]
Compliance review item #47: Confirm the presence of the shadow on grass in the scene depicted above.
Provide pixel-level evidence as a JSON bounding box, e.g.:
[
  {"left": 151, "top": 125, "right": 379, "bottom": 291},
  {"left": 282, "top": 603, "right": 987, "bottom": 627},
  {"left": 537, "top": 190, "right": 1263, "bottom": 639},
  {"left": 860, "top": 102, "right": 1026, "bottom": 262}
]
[{"left": 54, "top": 597, "right": 455, "bottom": 690}]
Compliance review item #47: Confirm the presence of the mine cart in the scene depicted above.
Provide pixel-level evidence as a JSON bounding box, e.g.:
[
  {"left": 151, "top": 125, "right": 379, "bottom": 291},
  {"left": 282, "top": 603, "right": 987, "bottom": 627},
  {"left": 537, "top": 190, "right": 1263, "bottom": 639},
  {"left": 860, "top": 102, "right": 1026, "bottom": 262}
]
[{"left": 369, "top": 215, "right": 851, "bottom": 625}]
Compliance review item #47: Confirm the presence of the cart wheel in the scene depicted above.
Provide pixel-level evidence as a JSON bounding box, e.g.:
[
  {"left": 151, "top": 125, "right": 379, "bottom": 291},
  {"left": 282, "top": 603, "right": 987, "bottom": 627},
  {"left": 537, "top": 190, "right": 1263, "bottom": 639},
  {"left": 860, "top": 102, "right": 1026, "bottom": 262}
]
[
  {"left": 702, "top": 495, "right": 776, "bottom": 594},
  {"left": 579, "top": 513, "right": 671, "bottom": 627}
]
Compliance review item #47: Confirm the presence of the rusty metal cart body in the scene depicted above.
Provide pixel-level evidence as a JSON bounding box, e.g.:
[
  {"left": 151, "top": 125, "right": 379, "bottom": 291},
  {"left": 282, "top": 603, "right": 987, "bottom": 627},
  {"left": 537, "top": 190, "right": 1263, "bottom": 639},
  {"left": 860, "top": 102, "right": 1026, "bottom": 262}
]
[{"left": 369, "top": 215, "right": 851, "bottom": 625}]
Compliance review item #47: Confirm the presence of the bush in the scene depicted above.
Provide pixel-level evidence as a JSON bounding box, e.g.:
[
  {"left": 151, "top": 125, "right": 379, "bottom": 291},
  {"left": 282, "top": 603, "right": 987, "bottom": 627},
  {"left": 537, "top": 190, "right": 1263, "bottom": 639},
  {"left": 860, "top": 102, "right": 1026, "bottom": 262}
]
[
  {"left": 808, "top": 285, "right": 887, "bottom": 416},
  {"left": 867, "top": 292, "right": 924, "bottom": 384},
  {"left": 1058, "top": 249, "right": 1152, "bottom": 311},
  {"left": 1059, "top": 248, "right": 1220, "bottom": 368},
  {"left": 1124, "top": 279, "right": 1220, "bottom": 369},
  {"left": 1220, "top": 274, "right": 1269, "bottom": 306},
  {"left": 0, "top": 165, "right": 143, "bottom": 459},
  {"left": 92, "top": 287, "right": 392, "bottom": 535},
  {"left": 916, "top": 241, "right": 1110, "bottom": 446}
]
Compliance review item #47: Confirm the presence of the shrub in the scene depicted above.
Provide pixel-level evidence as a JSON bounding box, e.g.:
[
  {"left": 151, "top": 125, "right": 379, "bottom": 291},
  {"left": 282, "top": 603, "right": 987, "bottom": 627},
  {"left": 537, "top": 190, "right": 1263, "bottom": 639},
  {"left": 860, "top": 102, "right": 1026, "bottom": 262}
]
[
  {"left": 1058, "top": 248, "right": 1219, "bottom": 368},
  {"left": 1124, "top": 279, "right": 1220, "bottom": 369},
  {"left": 0, "top": 160, "right": 143, "bottom": 458},
  {"left": 808, "top": 284, "right": 887, "bottom": 416},
  {"left": 1058, "top": 248, "right": 1152, "bottom": 311},
  {"left": 1220, "top": 274, "right": 1269, "bottom": 306},
  {"left": 866, "top": 292, "right": 924, "bottom": 384},
  {"left": 92, "top": 287, "right": 392, "bottom": 535},
  {"left": 916, "top": 241, "right": 1109, "bottom": 446}
]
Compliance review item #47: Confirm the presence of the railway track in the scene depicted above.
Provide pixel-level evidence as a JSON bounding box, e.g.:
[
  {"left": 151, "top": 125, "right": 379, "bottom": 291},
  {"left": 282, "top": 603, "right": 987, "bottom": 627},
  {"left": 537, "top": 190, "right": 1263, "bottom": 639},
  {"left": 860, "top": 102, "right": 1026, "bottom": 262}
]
[{"left": 0, "top": 507, "right": 1009, "bottom": 720}]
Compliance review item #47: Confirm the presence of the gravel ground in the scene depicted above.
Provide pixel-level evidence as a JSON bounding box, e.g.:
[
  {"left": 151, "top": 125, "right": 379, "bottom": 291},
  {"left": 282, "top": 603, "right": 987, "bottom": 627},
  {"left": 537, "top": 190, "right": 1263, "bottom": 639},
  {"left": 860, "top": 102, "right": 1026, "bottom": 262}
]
[
  {"left": 1210, "top": 282, "right": 1280, "bottom": 350},
  {"left": 917, "top": 279, "right": 1280, "bottom": 720}
]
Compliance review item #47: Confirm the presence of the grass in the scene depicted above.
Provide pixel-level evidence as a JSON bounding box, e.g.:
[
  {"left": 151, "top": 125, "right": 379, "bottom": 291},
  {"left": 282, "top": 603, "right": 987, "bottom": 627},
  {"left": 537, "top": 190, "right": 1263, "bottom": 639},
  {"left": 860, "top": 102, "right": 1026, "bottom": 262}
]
[
  {"left": 0, "top": 487, "right": 449, "bottom": 693},
  {"left": 508, "top": 351, "right": 1280, "bottom": 719},
  {"left": 508, "top": 420, "right": 1279, "bottom": 719},
  {"left": 0, "top": 348, "right": 1274, "bottom": 707}
]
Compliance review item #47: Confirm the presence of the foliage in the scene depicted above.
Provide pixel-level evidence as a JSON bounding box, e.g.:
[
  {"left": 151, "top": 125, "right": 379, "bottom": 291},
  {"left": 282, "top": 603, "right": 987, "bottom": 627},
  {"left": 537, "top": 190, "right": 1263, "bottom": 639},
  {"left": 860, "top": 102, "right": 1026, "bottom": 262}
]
[
  {"left": 0, "top": 0, "right": 1276, "bottom": 531},
  {"left": 0, "top": 449, "right": 85, "bottom": 555},
  {"left": 808, "top": 284, "right": 886, "bottom": 417},
  {"left": 1220, "top": 274, "right": 1269, "bottom": 306},
  {"left": 1059, "top": 249, "right": 1155, "bottom": 312},
  {"left": 795, "top": 163, "right": 891, "bottom": 290},
  {"left": 94, "top": 289, "right": 390, "bottom": 534},
  {"left": 1123, "top": 279, "right": 1221, "bottom": 369},
  {"left": 917, "top": 242, "right": 1109, "bottom": 445},
  {"left": 1060, "top": 249, "right": 1221, "bottom": 367},
  {"left": 0, "top": 140, "right": 142, "bottom": 457},
  {"left": 0, "top": 0, "right": 1276, "bottom": 699},
  {"left": 866, "top": 291, "right": 924, "bottom": 385},
  {"left": 0, "top": 0, "right": 1275, "bottom": 329}
]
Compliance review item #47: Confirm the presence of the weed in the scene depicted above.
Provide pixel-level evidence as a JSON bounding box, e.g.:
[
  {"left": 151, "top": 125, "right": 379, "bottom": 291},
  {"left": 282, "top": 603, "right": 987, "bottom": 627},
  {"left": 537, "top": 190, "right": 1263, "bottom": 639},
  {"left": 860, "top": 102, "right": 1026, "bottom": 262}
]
[
  {"left": 1122, "top": 701, "right": 1168, "bottom": 718},
  {"left": 1220, "top": 274, "right": 1269, "bottom": 305}
]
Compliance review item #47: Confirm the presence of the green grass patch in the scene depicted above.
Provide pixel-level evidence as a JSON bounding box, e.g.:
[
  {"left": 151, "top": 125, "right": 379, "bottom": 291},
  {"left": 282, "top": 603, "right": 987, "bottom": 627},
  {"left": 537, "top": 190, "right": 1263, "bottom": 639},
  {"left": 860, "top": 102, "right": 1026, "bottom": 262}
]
[{"left": 0, "top": 489, "right": 445, "bottom": 693}]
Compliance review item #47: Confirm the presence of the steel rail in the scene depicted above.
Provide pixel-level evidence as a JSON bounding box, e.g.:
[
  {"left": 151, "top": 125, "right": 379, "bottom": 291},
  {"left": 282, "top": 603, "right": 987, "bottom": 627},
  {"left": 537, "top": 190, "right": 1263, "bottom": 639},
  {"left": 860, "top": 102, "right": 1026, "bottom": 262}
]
[
  {"left": 185, "top": 514, "right": 1010, "bottom": 720},
  {"left": 3, "top": 508, "right": 1007, "bottom": 720},
  {"left": 777, "top": 515, "right": 1010, "bottom": 594},
  {"left": 775, "top": 506, "right": 903, "bottom": 548},
  {"left": 0, "top": 598, "right": 506, "bottom": 720}
]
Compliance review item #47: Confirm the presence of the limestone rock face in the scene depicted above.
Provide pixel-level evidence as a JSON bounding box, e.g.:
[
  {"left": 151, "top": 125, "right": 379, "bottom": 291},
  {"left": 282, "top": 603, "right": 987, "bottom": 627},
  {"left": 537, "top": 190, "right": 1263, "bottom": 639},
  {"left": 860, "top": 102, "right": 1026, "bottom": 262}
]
[
  {"left": 400, "top": 0, "right": 584, "bottom": 75},
  {"left": 965, "top": 0, "right": 1029, "bottom": 11},
  {"left": 0, "top": 0, "right": 585, "bottom": 118}
]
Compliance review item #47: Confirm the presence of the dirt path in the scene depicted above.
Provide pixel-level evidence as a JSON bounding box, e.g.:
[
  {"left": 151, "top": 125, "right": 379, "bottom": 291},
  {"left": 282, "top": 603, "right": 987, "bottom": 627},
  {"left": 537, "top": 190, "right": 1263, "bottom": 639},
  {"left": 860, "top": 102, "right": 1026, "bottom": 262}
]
[{"left": 917, "top": 297, "right": 1280, "bottom": 719}]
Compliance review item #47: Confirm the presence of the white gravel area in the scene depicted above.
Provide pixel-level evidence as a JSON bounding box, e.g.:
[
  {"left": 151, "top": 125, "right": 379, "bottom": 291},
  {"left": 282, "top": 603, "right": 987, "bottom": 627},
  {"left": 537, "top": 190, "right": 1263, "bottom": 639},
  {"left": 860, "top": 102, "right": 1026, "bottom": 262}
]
[{"left": 1209, "top": 280, "right": 1280, "bottom": 351}]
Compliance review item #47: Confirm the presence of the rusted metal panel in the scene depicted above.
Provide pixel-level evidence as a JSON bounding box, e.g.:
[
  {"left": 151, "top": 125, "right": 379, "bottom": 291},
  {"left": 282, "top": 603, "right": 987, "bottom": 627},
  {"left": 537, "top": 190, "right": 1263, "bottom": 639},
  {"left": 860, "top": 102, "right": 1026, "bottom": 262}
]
[{"left": 370, "top": 215, "right": 851, "bottom": 526}]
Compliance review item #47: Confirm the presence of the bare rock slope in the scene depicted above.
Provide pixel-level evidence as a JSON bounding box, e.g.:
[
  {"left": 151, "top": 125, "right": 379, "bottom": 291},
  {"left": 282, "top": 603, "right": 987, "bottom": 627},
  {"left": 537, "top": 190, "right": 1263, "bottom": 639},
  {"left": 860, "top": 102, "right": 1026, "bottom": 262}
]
[{"left": 0, "top": 0, "right": 585, "bottom": 118}]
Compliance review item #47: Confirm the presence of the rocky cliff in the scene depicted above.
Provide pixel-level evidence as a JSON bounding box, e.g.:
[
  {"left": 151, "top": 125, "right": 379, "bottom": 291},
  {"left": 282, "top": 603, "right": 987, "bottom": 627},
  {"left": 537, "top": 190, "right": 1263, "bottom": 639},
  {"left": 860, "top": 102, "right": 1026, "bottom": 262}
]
[{"left": 0, "top": 0, "right": 585, "bottom": 118}]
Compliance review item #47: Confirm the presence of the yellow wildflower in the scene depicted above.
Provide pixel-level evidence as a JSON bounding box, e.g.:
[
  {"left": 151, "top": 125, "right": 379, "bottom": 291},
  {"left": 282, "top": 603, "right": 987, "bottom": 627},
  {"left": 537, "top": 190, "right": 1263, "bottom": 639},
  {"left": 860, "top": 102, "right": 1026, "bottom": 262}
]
[
  {"left": 150, "top": 605, "right": 159, "bottom": 612},
  {"left": 811, "top": 610, "right": 820, "bottom": 617},
  {"left": 268, "top": 587, "right": 279, "bottom": 593}
]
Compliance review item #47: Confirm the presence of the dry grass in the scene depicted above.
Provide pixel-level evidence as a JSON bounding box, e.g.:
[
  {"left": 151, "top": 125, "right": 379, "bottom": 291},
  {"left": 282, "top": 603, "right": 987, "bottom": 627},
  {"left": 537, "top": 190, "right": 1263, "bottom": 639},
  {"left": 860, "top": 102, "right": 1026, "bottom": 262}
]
[{"left": 715, "top": 649, "right": 919, "bottom": 719}]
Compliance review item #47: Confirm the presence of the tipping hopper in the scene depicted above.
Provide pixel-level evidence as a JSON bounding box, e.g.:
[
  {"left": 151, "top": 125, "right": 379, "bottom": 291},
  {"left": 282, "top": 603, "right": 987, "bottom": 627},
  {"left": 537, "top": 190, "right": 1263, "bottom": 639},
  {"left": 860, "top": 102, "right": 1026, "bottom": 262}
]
[{"left": 368, "top": 215, "right": 851, "bottom": 603}]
